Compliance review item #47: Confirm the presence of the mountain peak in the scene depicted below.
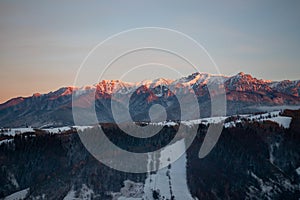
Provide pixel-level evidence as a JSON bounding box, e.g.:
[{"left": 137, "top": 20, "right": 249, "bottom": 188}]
[
  {"left": 32, "top": 93, "right": 41, "bottom": 97},
  {"left": 236, "top": 72, "right": 253, "bottom": 78},
  {"left": 232, "top": 72, "right": 256, "bottom": 81}
]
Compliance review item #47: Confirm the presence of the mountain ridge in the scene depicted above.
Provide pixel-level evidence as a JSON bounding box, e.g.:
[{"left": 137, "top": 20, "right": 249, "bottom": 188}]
[
  {"left": 1, "top": 72, "right": 299, "bottom": 105},
  {"left": 0, "top": 72, "right": 299, "bottom": 127}
]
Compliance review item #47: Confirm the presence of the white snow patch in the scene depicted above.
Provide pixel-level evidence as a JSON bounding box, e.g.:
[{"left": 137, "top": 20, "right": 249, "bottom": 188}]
[
  {"left": 248, "top": 111, "right": 280, "bottom": 120},
  {"left": 269, "top": 144, "right": 276, "bottom": 164},
  {"left": 43, "top": 126, "right": 72, "bottom": 134},
  {"left": 269, "top": 142, "right": 280, "bottom": 164},
  {"left": 267, "top": 116, "right": 292, "bottom": 128},
  {"left": 224, "top": 121, "right": 235, "bottom": 128},
  {"left": 155, "top": 121, "right": 178, "bottom": 127},
  {"left": 247, "top": 111, "right": 292, "bottom": 128},
  {"left": 33, "top": 194, "right": 46, "bottom": 199},
  {"left": 64, "top": 184, "right": 94, "bottom": 200},
  {"left": 43, "top": 126, "right": 93, "bottom": 134},
  {"left": 111, "top": 180, "right": 144, "bottom": 200},
  {"left": 79, "top": 184, "right": 94, "bottom": 200},
  {"left": 0, "top": 139, "right": 13, "bottom": 145},
  {"left": 149, "top": 116, "right": 226, "bottom": 127},
  {"left": 251, "top": 172, "right": 273, "bottom": 196},
  {"left": 296, "top": 167, "right": 300, "bottom": 176},
  {"left": 181, "top": 116, "right": 227, "bottom": 127},
  {"left": 224, "top": 119, "right": 242, "bottom": 128},
  {"left": 73, "top": 126, "right": 93, "bottom": 132},
  {"left": 0, "top": 125, "right": 93, "bottom": 136},
  {"left": 4, "top": 188, "right": 29, "bottom": 200},
  {"left": 63, "top": 187, "right": 76, "bottom": 200},
  {"left": 1, "top": 128, "right": 34, "bottom": 136},
  {"left": 7, "top": 172, "right": 19, "bottom": 189}
]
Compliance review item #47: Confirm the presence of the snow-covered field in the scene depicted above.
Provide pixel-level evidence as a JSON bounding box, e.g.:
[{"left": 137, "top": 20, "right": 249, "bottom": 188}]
[
  {"left": 244, "top": 111, "right": 292, "bottom": 128},
  {"left": 143, "top": 139, "right": 194, "bottom": 200},
  {"left": 113, "top": 139, "right": 194, "bottom": 200},
  {"left": 0, "top": 126, "right": 93, "bottom": 136},
  {"left": 151, "top": 110, "right": 292, "bottom": 129},
  {"left": 186, "top": 111, "right": 292, "bottom": 129}
]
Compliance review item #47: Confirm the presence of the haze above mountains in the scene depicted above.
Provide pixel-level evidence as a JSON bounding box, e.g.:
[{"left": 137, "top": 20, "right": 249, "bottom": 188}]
[{"left": 1, "top": 72, "right": 299, "bottom": 128}]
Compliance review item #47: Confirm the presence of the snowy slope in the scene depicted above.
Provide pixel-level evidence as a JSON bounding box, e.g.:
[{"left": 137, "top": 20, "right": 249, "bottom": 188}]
[
  {"left": 112, "top": 139, "right": 194, "bottom": 200},
  {"left": 246, "top": 111, "right": 292, "bottom": 128},
  {"left": 4, "top": 188, "right": 29, "bottom": 200},
  {"left": 143, "top": 139, "right": 194, "bottom": 200}
]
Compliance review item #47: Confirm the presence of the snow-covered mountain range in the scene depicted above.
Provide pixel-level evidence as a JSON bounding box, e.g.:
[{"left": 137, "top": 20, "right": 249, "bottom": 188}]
[{"left": 0, "top": 72, "right": 299, "bottom": 127}]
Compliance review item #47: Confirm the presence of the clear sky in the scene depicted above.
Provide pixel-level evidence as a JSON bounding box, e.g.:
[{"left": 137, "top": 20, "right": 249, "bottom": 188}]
[{"left": 0, "top": 0, "right": 300, "bottom": 103}]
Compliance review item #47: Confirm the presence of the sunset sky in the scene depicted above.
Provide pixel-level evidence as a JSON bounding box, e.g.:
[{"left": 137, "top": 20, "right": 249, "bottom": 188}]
[{"left": 0, "top": 0, "right": 300, "bottom": 103}]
